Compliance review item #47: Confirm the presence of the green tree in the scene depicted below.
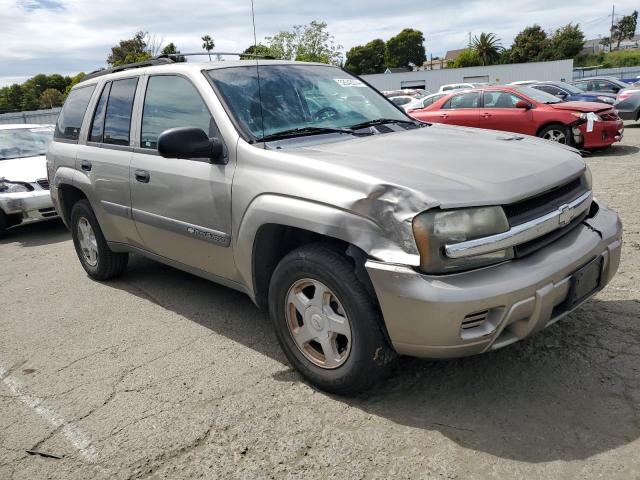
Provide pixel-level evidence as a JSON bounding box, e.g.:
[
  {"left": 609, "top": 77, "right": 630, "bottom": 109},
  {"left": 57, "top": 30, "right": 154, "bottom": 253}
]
[
  {"left": 471, "top": 32, "right": 503, "bottom": 65},
  {"left": 64, "top": 72, "right": 86, "bottom": 96},
  {"left": 510, "top": 25, "right": 551, "bottom": 63},
  {"left": 611, "top": 11, "right": 638, "bottom": 50},
  {"left": 201, "top": 35, "right": 215, "bottom": 61},
  {"left": 107, "top": 31, "right": 152, "bottom": 66},
  {"left": 46, "top": 74, "right": 68, "bottom": 92},
  {"left": 0, "top": 84, "right": 23, "bottom": 113},
  {"left": 550, "top": 23, "right": 585, "bottom": 59},
  {"left": 453, "top": 48, "right": 482, "bottom": 67},
  {"left": 162, "top": 42, "right": 185, "bottom": 62},
  {"left": 384, "top": 28, "right": 426, "bottom": 68},
  {"left": 265, "top": 21, "right": 343, "bottom": 65},
  {"left": 39, "top": 88, "right": 64, "bottom": 109},
  {"left": 344, "top": 39, "right": 386, "bottom": 74},
  {"left": 240, "top": 43, "right": 274, "bottom": 59}
]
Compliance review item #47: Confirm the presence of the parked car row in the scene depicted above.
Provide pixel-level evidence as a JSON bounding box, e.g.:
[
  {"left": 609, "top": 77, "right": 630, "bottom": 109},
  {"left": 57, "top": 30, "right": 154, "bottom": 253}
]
[{"left": 410, "top": 85, "right": 624, "bottom": 149}]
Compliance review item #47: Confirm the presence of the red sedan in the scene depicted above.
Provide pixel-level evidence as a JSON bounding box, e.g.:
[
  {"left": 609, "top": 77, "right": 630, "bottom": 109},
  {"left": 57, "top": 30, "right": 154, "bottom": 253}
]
[{"left": 410, "top": 85, "right": 624, "bottom": 149}]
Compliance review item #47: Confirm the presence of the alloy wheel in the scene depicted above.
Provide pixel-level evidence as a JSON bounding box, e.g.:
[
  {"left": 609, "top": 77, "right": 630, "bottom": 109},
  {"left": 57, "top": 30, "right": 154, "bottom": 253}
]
[
  {"left": 285, "top": 278, "right": 352, "bottom": 369},
  {"left": 77, "top": 217, "right": 98, "bottom": 267}
]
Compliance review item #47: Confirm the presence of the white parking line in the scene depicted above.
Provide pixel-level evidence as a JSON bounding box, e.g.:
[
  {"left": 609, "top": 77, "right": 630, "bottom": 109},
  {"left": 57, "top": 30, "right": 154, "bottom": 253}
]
[{"left": 0, "top": 365, "right": 98, "bottom": 463}]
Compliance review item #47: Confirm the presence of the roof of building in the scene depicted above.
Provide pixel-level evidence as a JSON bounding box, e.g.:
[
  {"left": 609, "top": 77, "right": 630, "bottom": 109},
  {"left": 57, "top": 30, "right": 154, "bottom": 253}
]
[
  {"left": 444, "top": 48, "right": 466, "bottom": 61},
  {"left": 384, "top": 67, "right": 413, "bottom": 74}
]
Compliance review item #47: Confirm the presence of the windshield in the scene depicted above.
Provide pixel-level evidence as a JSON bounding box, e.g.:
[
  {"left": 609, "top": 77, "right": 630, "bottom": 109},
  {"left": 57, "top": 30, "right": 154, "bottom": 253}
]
[
  {"left": 554, "top": 82, "right": 583, "bottom": 94},
  {"left": 513, "top": 86, "right": 562, "bottom": 104},
  {"left": 206, "top": 64, "right": 408, "bottom": 140},
  {"left": 0, "top": 126, "right": 54, "bottom": 160}
]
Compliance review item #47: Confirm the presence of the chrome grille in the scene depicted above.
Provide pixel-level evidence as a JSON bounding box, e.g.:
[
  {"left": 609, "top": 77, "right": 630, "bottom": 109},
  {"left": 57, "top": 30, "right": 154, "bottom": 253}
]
[
  {"left": 36, "top": 178, "right": 50, "bottom": 190},
  {"left": 503, "top": 176, "right": 586, "bottom": 226}
]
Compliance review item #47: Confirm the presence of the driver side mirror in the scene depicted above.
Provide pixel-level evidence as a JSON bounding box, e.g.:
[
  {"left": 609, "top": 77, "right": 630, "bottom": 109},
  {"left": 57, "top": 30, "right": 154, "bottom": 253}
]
[
  {"left": 515, "top": 100, "right": 532, "bottom": 109},
  {"left": 158, "top": 127, "right": 226, "bottom": 164}
]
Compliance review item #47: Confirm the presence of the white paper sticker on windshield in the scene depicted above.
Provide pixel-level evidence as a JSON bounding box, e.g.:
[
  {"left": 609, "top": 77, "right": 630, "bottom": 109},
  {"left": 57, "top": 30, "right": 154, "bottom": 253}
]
[{"left": 334, "top": 78, "right": 366, "bottom": 88}]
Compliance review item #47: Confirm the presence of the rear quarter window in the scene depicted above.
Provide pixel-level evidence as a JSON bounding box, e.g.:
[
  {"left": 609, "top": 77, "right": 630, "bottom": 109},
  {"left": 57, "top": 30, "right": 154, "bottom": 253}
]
[{"left": 54, "top": 85, "right": 96, "bottom": 142}]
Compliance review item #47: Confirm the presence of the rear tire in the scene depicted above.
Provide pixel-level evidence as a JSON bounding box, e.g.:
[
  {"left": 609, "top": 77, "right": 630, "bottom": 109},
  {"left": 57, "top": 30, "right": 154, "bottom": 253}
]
[
  {"left": 538, "top": 123, "right": 572, "bottom": 146},
  {"left": 268, "top": 243, "right": 396, "bottom": 394},
  {"left": 70, "top": 199, "right": 128, "bottom": 280}
]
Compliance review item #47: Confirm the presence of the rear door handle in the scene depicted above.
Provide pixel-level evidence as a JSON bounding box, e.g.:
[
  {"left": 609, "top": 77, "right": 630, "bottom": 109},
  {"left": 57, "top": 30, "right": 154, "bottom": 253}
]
[
  {"left": 482, "top": 112, "right": 491, "bottom": 118},
  {"left": 80, "top": 160, "right": 92, "bottom": 171},
  {"left": 134, "top": 170, "right": 150, "bottom": 183}
]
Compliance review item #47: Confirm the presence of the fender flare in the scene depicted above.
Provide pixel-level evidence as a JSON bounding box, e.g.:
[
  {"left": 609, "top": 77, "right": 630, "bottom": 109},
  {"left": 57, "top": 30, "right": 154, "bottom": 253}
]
[{"left": 233, "top": 194, "right": 420, "bottom": 296}]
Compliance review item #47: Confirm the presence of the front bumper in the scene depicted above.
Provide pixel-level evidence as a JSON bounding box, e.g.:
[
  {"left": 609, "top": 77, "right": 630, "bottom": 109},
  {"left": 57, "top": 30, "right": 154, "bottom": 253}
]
[
  {"left": 0, "top": 189, "right": 58, "bottom": 225},
  {"left": 579, "top": 119, "right": 624, "bottom": 148},
  {"left": 366, "top": 202, "right": 622, "bottom": 358}
]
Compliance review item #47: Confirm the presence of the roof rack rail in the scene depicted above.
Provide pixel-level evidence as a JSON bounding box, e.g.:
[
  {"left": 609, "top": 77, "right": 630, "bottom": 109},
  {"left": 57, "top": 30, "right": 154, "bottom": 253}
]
[
  {"left": 78, "top": 52, "right": 277, "bottom": 84},
  {"left": 156, "top": 52, "right": 275, "bottom": 60},
  {"left": 79, "top": 57, "right": 175, "bottom": 83}
]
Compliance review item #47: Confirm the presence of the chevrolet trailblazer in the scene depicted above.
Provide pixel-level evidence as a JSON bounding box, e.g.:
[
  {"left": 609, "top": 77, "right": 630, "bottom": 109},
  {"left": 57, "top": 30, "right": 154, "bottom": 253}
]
[{"left": 47, "top": 58, "right": 622, "bottom": 393}]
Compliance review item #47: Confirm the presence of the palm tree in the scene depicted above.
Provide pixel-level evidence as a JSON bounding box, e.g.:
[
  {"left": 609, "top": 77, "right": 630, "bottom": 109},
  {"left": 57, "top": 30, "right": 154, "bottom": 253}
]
[
  {"left": 472, "top": 32, "right": 503, "bottom": 66},
  {"left": 201, "top": 35, "right": 215, "bottom": 61}
]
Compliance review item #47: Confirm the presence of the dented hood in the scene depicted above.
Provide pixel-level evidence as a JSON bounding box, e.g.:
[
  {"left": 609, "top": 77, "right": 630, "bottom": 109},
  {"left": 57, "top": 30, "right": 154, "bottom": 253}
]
[
  {"left": 289, "top": 124, "right": 586, "bottom": 209},
  {"left": 0, "top": 154, "right": 47, "bottom": 183},
  {"left": 548, "top": 101, "right": 613, "bottom": 113}
]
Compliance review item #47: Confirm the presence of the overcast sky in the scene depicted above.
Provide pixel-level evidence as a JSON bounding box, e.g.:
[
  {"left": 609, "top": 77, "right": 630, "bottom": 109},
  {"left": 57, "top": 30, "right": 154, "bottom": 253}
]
[{"left": 0, "top": 0, "right": 637, "bottom": 86}]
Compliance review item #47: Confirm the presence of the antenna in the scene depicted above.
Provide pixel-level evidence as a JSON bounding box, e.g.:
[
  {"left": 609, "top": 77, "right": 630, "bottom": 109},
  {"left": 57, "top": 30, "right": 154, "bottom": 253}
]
[{"left": 251, "top": 0, "right": 266, "bottom": 145}]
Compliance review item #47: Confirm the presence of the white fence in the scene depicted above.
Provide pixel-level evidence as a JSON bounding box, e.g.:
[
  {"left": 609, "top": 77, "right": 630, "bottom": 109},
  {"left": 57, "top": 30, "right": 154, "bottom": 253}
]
[
  {"left": 361, "top": 59, "right": 574, "bottom": 92},
  {"left": 0, "top": 107, "right": 61, "bottom": 125}
]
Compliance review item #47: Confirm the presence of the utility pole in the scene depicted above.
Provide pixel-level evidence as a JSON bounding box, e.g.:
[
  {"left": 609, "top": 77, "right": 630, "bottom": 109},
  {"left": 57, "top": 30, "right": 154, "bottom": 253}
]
[
  {"left": 468, "top": 32, "right": 472, "bottom": 48},
  {"left": 610, "top": 5, "right": 615, "bottom": 52}
]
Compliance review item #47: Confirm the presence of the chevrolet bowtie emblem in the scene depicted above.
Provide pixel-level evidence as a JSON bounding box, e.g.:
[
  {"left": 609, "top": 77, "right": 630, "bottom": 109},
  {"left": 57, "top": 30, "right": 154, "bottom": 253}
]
[{"left": 558, "top": 204, "right": 573, "bottom": 227}]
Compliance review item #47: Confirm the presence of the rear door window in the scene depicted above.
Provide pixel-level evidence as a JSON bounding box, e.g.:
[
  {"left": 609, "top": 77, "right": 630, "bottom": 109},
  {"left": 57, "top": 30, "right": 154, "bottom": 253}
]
[
  {"left": 442, "top": 92, "right": 480, "bottom": 109},
  {"left": 140, "top": 75, "right": 215, "bottom": 149},
  {"left": 89, "top": 82, "right": 111, "bottom": 143},
  {"left": 103, "top": 78, "right": 138, "bottom": 146},
  {"left": 54, "top": 85, "right": 96, "bottom": 141},
  {"left": 483, "top": 91, "right": 523, "bottom": 108}
]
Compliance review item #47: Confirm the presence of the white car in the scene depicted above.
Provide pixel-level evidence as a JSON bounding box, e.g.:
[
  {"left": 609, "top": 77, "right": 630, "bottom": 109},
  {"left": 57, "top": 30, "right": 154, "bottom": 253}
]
[
  {"left": 388, "top": 95, "right": 426, "bottom": 112},
  {"left": 438, "top": 82, "right": 487, "bottom": 93},
  {"left": 0, "top": 124, "right": 57, "bottom": 236}
]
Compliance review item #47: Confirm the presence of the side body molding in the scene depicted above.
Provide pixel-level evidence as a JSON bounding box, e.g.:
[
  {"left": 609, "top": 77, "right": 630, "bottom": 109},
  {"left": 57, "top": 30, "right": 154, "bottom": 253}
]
[{"left": 233, "top": 194, "right": 421, "bottom": 298}]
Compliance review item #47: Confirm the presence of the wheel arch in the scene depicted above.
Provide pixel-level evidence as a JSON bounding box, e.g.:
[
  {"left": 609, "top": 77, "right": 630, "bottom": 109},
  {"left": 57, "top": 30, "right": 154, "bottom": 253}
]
[
  {"left": 234, "top": 194, "right": 418, "bottom": 308},
  {"left": 535, "top": 120, "right": 570, "bottom": 137}
]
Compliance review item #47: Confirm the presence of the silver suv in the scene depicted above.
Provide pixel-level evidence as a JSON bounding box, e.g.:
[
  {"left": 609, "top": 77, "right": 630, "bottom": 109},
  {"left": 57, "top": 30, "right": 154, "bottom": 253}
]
[{"left": 48, "top": 59, "right": 622, "bottom": 394}]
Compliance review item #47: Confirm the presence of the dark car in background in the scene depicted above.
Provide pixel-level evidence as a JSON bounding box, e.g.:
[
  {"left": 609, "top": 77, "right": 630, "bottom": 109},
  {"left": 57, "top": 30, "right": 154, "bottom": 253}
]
[
  {"left": 571, "top": 76, "right": 629, "bottom": 94},
  {"left": 530, "top": 81, "right": 616, "bottom": 105},
  {"left": 615, "top": 85, "right": 640, "bottom": 122}
]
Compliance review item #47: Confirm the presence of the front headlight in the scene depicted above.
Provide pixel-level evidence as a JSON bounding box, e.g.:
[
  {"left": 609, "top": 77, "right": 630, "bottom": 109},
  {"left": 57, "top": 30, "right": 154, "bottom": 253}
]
[
  {"left": 597, "top": 96, "right": 614, "bottom": 104},
  {"left": 571, "top": 112, "right": 602, "bottom": 121},
  {"left": 0, "top": 180, "right": 31, "bottom": 193},
  {"left": 412, "top": 206, "right": 513, "bottom": 274}
]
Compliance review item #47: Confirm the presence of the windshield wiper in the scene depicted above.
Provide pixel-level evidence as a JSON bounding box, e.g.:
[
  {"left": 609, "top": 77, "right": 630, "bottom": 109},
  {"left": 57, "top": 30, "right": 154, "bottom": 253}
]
[
  {"left": 348, "top": 118, "right": 420, "bottom": 130},
  {"left": 257, "top": 126, "right": 366, "bottom": 142}
]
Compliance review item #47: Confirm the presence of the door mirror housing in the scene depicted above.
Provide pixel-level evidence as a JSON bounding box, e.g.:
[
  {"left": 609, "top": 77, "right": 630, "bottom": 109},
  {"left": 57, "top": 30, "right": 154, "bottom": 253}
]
[
  {"left": 515, "top": 100, "right": 531, "bottom": 109},
  {"left": 157, "top": 127, "right": 225, "bottom": 164}
]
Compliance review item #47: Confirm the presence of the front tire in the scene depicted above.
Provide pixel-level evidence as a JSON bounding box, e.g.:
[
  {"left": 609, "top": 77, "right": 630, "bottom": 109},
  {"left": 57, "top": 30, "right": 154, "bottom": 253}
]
[
  {"left": 538, "top": 123, "right": 572, "bottom": 146},
  {"left": 70, "top": 199, "right": 128, "bottom": 280},
  {"left": 268, "top": 244, "right": 395, "bottom": 394}
]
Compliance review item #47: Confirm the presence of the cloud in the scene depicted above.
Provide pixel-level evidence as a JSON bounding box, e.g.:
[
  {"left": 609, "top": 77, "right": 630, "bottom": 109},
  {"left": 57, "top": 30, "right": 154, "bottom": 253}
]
[{"left": 0, "top": 0, "right": 637, "bottom": 84}]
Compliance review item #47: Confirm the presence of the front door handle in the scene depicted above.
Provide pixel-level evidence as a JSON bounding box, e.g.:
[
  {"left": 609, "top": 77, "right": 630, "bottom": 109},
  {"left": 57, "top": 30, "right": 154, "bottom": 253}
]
[
  {"left": 134, "top": 170, "right": 150, "bottom": 183},
  {"left": 80, "top": 160, "right": 92, "bottom": 171},
  {"left": 440, "top": 113, "right": 449, "bottom": 118},
  {"left": 482, "top": 112, "right": 491, "bottom": 118}
]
